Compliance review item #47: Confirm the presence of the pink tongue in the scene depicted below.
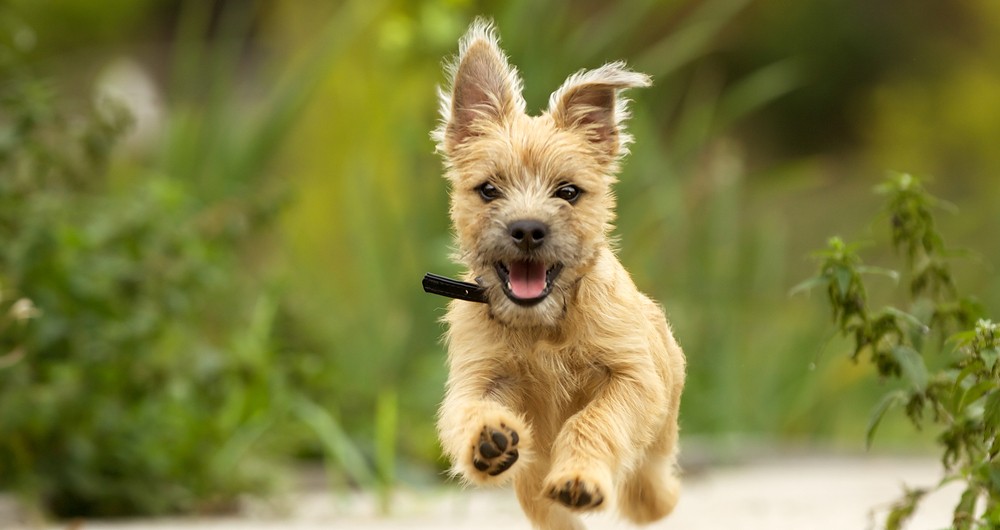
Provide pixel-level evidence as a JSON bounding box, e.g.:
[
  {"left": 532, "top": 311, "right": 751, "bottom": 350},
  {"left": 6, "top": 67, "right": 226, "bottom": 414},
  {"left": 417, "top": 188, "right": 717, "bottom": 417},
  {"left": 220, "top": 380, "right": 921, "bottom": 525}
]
[{"left": 508, "top": 261, "right": 547, "bottom": 299}]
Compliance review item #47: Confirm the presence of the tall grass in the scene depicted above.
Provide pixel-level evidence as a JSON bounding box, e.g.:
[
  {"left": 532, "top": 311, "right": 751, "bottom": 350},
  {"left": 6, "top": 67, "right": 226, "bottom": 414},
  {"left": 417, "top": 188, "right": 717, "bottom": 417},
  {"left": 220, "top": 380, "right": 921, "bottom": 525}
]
[{"left": 273, "top": 0, "right": 838, "bottom": 469}]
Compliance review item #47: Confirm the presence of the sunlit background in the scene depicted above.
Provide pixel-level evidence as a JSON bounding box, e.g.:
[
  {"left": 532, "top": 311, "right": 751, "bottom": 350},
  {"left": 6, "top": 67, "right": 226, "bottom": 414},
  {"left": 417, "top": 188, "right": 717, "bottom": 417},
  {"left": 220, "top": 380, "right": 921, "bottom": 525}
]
[{"left": 2, "top": 0, "right": 999, "bottom": 518}]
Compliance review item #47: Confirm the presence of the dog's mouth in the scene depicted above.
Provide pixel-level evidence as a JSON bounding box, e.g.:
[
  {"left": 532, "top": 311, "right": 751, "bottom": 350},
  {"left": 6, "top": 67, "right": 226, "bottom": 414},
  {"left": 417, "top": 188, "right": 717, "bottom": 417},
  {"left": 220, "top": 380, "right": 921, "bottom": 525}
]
[{"left": 494, "top": 261, "right": 563, "bottom": 306}]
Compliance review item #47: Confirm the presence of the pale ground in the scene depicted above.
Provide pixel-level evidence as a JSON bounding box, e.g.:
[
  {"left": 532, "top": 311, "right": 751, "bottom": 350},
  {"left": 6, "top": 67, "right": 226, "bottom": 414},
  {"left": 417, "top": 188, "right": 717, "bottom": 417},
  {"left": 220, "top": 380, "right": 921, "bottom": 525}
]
[{"left": 1, "top": 454, "right": 963, "bottom": 530}]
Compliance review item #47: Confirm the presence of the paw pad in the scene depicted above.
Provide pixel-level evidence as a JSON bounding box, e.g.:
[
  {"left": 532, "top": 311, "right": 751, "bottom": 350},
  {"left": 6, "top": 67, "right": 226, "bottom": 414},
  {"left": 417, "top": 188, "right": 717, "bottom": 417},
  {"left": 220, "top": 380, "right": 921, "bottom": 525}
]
[
  {"left": 472, "top": 424, "right": 519, "bottom": 476},
  {"left": 547, "top": 477, "right": 604, "bottom": 510}
]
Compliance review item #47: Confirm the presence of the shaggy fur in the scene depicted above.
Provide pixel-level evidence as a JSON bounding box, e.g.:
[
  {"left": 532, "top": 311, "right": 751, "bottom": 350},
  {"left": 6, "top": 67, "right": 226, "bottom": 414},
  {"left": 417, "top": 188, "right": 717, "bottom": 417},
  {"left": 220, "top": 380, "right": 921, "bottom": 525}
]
[{"left": 433, "top": 19, "right": 686, "bottom": 530}]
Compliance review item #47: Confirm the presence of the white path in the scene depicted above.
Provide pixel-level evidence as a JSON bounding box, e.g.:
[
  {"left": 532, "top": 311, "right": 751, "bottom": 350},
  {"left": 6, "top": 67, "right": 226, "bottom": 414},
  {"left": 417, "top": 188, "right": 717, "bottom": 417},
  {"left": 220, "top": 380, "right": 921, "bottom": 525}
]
[{"left": 1, "top": 455, "right": 963, "bottom": 530}]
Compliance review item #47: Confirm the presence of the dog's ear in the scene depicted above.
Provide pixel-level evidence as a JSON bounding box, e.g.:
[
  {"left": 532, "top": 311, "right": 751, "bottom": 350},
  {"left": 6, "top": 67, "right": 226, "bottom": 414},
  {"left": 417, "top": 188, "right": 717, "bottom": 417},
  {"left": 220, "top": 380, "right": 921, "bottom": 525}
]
[
  {"left": 434, "top": 19, "right": 525, "bottom": 156},
  {"left": 548, "top": 62, "right": 651, "bottom": 160}
]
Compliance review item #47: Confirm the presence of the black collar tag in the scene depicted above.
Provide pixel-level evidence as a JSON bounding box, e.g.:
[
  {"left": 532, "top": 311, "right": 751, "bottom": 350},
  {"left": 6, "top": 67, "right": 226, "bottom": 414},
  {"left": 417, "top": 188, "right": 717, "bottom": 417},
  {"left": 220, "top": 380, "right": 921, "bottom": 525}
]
[{"left": 422, "top": 273, "right": 488, "bottom": 304}]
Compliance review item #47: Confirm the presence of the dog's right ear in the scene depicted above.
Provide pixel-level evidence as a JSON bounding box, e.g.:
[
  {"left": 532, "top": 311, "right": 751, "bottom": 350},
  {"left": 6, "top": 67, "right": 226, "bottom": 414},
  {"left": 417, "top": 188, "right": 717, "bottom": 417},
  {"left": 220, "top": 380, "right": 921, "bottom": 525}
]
[
  {"left": 548, "top": 62, "right": 651, "bottom": 162},
  {"left": 433, "top": 19, "right": 525, "bottom": 156}
]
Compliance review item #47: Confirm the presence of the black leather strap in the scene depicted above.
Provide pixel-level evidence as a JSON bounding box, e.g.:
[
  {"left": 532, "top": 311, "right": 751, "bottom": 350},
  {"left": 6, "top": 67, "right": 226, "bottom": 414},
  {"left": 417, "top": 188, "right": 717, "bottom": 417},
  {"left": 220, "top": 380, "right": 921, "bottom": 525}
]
[{"left": 422, "top": 273, "right": 488, "bottom": 304}]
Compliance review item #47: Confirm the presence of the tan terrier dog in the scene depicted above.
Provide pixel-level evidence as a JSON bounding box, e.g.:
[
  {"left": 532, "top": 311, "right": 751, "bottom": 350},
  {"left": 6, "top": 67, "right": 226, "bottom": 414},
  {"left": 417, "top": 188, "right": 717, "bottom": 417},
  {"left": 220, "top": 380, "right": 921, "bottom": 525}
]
[{"left": 429, "top": 19, "right": 686, "bottom": 530}]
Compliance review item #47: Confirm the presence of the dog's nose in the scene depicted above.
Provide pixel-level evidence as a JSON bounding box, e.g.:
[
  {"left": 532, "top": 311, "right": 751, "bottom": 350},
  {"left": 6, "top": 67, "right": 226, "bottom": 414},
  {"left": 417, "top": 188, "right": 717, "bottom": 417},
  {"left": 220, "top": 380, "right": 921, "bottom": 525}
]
[{"left": 508, "top": 219, "right": 548, "bottom": 251}]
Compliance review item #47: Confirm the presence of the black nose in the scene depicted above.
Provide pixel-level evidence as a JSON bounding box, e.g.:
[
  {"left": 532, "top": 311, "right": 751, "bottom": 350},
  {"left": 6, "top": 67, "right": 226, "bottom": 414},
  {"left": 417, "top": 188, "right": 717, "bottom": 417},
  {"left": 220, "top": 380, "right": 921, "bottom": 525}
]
[{"left": 509, "top": 219, "right": 548, "bottom": 251}]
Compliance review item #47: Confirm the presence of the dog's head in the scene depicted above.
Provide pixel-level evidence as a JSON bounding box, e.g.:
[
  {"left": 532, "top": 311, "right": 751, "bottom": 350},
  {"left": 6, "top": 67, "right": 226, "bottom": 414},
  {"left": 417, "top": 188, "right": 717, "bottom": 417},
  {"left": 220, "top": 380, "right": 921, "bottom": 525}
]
[{"left": 433, "top": 19, "right": 650, "bottom": 328}]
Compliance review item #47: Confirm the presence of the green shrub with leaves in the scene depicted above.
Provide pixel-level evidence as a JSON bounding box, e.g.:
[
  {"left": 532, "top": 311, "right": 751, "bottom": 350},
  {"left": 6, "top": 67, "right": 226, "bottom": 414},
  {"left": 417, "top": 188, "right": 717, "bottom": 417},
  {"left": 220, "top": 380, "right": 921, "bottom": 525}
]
[
  {"left": 0, "top": 55, "right": 281, "bottom": 516},
  {"left": 796, "top": 173, "right": 999, "bottom": 529},
  {"left": 0, "top": 2, "right": 394, "bottom": 514}
]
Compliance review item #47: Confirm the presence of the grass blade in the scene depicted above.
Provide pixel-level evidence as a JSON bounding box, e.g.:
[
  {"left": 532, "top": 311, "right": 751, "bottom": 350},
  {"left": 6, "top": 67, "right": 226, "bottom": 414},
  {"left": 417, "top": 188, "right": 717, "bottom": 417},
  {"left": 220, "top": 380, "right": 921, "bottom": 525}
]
[{"left": 292, "top": 394, "right": 377, "bottom": 490}]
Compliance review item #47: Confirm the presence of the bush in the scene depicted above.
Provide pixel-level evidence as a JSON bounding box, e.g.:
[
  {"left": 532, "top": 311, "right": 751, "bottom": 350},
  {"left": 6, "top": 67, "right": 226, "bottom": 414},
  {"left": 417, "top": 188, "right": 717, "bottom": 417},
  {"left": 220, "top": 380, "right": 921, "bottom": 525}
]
[
  {"left": 0, "top": 54, "right": 282, "bottom": 516},
  {"left": 0, "top": 3, "right": 391, "bottom": 513},
  {"left": 797, "top": 173, "right": 999, "bottom": 529}
]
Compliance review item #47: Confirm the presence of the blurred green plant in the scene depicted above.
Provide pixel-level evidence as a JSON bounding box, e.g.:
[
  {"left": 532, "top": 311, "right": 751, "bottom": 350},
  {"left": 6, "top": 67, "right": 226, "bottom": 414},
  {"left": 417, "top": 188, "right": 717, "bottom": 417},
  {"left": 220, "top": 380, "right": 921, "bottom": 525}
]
[
  {"left": 0, "top": 44, "right": 278, "bottom": 516},
  {"left": 796, "top": 173, "right": 999, "bottom": 529},
  {"left": 0, "top": 1, "right": 391, "bottom": 516},
  {"left": 12, "top": 0, "right": 999, "bottom": 518}
]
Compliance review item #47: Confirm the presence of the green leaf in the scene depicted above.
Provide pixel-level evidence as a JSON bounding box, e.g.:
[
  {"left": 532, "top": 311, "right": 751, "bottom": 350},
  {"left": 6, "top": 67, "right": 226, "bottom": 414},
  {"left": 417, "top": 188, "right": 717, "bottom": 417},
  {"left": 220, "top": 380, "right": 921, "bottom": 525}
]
[
  {"left": 947, "top": 330, "right": 978, "bottom": 348},
  {"left": 875, "top": 171, "right": 914, "bottom": 195},
  {"left": 856, "top": 265, "right": 901, "bottom": 283},
  {"left": 982, "top": 347, "right": 999, "bottom": 371},
  {"left": 883, "top": 307, "right": 928, "bottom": 333},
  {"left": 866, "top": 390, "right": 908, "bottom": 450},
  {"left": 834, "top": 266, "right": 853, "bottom": 298},
  {"left": 954, "top": 363, "right": 981, "bottom": 388},
  {"left": 959, "top": 381, "right": 995, "bottom": 415},
  {"left": 892, "top": 345, "right": 929, "bottom": 392},
  {"left": 984, "top": 391, "right": 1000, "bottom": 432},
  {"left": 948, "top": 365, "right": 980, "bottom": 412},
  {"left": 789, "top": 275, "right": 827, "bottom": 297}
]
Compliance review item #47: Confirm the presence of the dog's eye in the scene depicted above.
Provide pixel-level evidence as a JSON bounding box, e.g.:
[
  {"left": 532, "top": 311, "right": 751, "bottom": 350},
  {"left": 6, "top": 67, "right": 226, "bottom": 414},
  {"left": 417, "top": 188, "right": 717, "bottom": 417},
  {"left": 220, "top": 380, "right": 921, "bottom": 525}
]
[
  {"left": 554, "top": 184, "right": 582, "bottom": 204},
  {"left": 477, "top": 182, "right": 502, "bottom": 202}
]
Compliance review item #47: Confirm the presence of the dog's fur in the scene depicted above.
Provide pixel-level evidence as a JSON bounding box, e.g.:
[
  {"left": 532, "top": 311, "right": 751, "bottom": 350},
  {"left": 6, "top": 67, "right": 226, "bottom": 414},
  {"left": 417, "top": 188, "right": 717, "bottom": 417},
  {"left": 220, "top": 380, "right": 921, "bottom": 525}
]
[{"left": 432, "top": 19, "right": 686, "bottom": 530}]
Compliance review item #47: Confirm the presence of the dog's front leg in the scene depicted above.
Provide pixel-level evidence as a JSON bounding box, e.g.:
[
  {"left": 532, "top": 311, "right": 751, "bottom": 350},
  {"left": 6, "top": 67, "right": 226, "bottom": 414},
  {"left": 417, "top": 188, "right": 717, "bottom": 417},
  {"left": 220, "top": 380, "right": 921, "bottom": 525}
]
[
  {"left": 437, "top": 353, "right": 530, "bottom": 486},
  {"left": 543, "top": 356, "right": 667, "bottom": 511}
]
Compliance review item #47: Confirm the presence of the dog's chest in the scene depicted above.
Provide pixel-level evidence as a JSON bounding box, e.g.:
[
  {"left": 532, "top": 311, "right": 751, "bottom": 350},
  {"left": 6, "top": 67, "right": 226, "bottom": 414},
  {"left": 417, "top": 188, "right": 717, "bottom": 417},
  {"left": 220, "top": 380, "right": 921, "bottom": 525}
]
[{"left": 512, "top": 341, "right": 611, "bottom": 412}]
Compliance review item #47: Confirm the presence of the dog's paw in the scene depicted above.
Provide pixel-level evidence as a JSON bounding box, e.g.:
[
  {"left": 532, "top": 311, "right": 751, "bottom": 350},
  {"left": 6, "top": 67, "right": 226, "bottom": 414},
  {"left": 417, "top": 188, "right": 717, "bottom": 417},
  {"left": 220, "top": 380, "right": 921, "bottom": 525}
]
[
  {"left": 472, "top": 424, "right": 519, "bottom": 477},
  {"left": 544, "top": 473, "right": 607, "bottom": 511}
]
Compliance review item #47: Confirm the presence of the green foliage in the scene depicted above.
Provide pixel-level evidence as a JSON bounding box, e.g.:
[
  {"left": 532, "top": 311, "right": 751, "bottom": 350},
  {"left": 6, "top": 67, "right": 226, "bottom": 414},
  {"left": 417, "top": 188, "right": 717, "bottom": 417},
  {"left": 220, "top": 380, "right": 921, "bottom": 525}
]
[
  {"left": 0, "top": 53, "right": 273, "bottom": 516},
  {"left": 885, "top": 487, "right": 928, "bottom": 530},
  {"left": 798, "top": 173, "right": 999, "bottom": 528},
  {"left": 0, "top": 4, "right": 389, "bottom": 516},
  {"left": 6, "top": 0, "right": 1000, "bottom": 518}
]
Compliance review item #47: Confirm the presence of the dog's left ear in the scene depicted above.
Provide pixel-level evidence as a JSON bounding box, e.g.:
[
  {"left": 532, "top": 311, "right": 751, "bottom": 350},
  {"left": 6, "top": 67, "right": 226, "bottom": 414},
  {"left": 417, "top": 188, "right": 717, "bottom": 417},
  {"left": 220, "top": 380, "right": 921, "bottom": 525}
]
[
  {"left": 434, "top": 19, "right": 525, "bottom": 157},
  {"left": 548, "top": 62, "right": 651, "bottom": 160}
]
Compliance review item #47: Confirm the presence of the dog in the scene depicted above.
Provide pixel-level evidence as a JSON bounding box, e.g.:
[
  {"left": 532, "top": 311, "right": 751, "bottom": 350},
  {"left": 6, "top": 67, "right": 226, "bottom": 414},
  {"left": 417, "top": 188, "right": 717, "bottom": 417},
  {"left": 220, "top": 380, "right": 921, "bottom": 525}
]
[{"left": 430, "top": 19, "right": 686, "bottom": 530}]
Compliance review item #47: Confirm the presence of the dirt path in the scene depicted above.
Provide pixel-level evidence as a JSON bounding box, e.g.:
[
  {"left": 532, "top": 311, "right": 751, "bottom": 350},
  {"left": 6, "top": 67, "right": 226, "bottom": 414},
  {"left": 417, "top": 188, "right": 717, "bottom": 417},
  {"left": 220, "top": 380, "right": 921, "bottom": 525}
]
[{"left": 2, "top": 455, "right": 961, "bottom": 530}]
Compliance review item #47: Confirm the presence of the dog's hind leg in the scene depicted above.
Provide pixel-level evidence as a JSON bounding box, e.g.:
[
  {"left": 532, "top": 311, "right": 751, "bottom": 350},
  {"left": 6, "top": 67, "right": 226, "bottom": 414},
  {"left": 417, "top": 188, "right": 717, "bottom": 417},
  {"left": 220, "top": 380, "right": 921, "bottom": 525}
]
[
  {"left": 515, "top": 458, "right": 585, "bottom": 530},
  {"left": 618, "top": 394, "right": 682, "bottom": 524},
  {"left": 618, "top": 451, "right": 680, "bottom": 523}
]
